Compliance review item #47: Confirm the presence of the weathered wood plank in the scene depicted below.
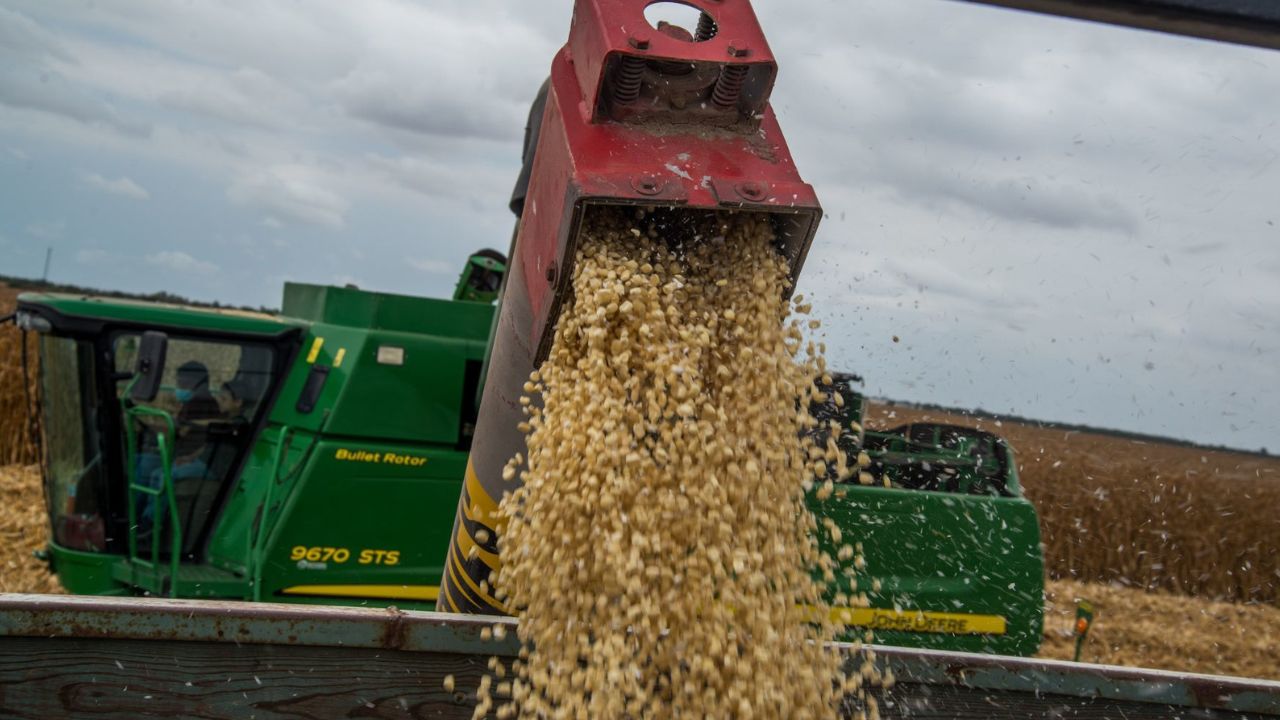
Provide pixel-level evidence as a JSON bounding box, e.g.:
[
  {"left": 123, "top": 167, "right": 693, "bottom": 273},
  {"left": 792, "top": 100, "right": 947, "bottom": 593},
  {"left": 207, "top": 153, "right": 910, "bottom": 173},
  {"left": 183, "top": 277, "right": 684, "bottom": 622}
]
[
  {"left": 4, "top": 636, "right": 1278, "bottom": 719},
  {"left": 0, "top": 637, "right": 490, "bottom": 719}
]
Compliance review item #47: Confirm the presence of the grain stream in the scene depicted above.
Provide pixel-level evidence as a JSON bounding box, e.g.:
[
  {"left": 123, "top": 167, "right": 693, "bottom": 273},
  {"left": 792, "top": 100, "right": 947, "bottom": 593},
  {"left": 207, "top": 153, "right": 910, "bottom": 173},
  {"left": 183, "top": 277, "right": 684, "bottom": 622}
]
[{"left": 477, "top": 209, "right": 867, "bottom": 718}]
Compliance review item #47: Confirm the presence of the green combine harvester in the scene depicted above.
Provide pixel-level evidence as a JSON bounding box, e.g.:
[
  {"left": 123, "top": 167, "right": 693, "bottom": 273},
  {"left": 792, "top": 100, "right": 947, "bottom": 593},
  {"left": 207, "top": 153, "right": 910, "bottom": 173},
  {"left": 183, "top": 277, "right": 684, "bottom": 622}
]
[{"left": 14, "top": 263, "right": 1043, "bottom": 657}]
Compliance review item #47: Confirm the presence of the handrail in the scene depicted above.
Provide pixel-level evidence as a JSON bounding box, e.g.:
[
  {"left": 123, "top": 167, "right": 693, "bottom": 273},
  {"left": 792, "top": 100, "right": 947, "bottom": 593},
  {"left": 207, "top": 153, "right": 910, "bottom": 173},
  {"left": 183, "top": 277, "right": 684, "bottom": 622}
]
[
  {"left": 251, "top": 424, "right": 292, "bottom": 602},
  {"left": 121, "top": 397, "right": 181, "bottom": 597}
]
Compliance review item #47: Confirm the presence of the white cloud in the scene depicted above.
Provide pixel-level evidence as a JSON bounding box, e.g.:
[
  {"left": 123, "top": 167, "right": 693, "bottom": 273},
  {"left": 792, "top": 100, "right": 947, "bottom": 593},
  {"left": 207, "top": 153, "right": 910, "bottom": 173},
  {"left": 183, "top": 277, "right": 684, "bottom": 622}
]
[
  {"left": 80, "top": 171, "right": 149, "bottom": 200},
  {"left": 407, "top": 258, "right": 453, "bottom": 275},
  {"left": 0, "top": 8, "right": 150, "bottom": 137},
  {"left": 145, "top": 250, "right": 218, "bottom": 275},
  {"left": 227, "top": 165, "right": 347, "bottom": 229}
]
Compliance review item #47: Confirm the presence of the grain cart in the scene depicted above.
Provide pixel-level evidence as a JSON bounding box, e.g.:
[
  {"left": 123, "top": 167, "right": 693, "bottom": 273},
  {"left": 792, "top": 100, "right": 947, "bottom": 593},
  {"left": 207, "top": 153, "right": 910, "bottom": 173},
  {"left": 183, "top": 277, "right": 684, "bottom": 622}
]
[{"left": 811, "top": 374, "right": 1042, "bottom": 651}]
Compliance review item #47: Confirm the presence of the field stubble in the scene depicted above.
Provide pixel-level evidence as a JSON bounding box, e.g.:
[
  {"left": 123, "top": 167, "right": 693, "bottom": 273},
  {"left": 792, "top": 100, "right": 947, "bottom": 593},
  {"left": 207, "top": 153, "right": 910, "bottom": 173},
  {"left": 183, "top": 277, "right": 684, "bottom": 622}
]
[
  {"left": 1, "top": 284, "right": 39, "bottom": 465},
  {"left": 0, "top": 464, "right": 60, "bottom": 594}
]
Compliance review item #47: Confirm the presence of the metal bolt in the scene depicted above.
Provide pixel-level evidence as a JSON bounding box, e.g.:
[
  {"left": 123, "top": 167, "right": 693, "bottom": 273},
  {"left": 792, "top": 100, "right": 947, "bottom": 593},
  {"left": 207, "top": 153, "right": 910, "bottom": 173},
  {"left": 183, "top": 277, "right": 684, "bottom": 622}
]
[
  {"left": 735, "top": 181, "right": 767, "bottom": 200},
  {"left": 546, "top": 263, "right": 557, "bottom": 284},
  {"left": 726, "top": 41, "right": 750, "bottom": 58},
  {"left": 631, "top": 175, "right": 663, "bottom": 196},
  {"left": 628, "top": 36, "right": 650, "bottom": 50}
]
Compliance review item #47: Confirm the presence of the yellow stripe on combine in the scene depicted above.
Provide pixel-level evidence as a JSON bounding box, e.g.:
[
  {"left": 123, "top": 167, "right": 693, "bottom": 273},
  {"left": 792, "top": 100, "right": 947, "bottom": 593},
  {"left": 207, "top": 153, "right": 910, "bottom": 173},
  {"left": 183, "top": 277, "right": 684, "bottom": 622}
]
[
  {"left": 454, "top": 524, "right": 501, "bottom": 571},
  {"left": 305, "top": 337, "right": 325, "bottom": 364},
  {"left": 825, "top": 606, "right": 1006, "bottom": 635},
  {"left": 448, "top": 542, "right": 508, "bottom": 613},
  {"left": 280, "top": 584, "right": 439, "bottom": 601},
  {"left": 462, "top": 459, "right": 503, "bottom": 528}
]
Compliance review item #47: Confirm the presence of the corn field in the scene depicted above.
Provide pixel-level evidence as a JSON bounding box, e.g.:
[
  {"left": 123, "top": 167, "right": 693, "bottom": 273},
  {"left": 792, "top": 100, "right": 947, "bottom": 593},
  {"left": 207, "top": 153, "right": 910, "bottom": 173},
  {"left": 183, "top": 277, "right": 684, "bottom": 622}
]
[
  {"left": 867, "top": 403, "right": 1280, "bottom": 606},
  {"left": 0, "top": 285, "right": 39, "bottom": 466}
]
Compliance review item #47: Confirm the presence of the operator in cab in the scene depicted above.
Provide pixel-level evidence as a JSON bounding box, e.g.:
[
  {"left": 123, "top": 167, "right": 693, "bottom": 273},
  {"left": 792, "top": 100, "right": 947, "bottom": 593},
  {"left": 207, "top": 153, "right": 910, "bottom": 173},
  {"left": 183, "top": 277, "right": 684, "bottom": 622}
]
[{"left": 174, "top": 361, "right": 222, "bottom": 423}]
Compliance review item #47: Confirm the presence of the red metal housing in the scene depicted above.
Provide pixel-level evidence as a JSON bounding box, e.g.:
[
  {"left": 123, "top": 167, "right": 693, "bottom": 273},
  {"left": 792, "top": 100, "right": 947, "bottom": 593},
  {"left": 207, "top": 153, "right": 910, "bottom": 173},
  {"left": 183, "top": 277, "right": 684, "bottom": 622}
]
[{"left": 517, "top": 0, "right": 822, "bottom": 359}]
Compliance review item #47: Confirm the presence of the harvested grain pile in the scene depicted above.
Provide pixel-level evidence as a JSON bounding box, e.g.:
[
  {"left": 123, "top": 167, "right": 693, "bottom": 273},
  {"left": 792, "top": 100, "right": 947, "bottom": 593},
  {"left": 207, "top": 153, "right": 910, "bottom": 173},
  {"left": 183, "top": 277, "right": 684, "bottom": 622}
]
[
  {"left": 483, "top": 209, "right": 867, "bottom": 718},
  {"left": 1041, "top": 578, "right": 1280, "bottom": 681},
  {"left": 0, "top": 464, "right": 60, "bottom": 594}
]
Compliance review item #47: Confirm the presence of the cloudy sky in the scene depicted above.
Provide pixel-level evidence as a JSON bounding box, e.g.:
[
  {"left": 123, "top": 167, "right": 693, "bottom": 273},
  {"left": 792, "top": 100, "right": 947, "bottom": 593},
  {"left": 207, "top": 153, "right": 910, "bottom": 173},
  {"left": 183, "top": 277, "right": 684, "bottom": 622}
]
[{"left": 1, "top": 1, "right": 1277, "bottom": 450}]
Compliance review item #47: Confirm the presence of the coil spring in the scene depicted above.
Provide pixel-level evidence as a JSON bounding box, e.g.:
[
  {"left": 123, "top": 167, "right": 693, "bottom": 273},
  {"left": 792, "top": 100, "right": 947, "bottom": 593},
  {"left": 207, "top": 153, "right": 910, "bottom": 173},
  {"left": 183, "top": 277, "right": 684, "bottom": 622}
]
[
  {"left": 613, "top": 54, "right": 646, "bottom": 105},
  {"left": 711, "top": 64, "right": 748, "bottom": 109},
  {"left": 695, "top": 12, "right": 717, "bottom": 42}
]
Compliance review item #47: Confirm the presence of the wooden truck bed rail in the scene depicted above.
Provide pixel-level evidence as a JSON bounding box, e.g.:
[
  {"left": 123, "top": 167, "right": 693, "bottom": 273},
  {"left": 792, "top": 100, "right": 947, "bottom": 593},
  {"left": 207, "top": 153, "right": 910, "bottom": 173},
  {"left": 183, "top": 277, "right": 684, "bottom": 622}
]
[{"left": 2, "top": 594, "right": 1278, "bottom": 719}]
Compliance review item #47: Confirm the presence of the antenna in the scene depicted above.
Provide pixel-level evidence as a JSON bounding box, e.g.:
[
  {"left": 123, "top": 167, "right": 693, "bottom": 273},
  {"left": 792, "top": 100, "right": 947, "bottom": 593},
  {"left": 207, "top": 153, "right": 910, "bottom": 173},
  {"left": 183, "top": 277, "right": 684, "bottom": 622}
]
[{"left": 41, "top": 247, "right": 52, "bottom": 282}]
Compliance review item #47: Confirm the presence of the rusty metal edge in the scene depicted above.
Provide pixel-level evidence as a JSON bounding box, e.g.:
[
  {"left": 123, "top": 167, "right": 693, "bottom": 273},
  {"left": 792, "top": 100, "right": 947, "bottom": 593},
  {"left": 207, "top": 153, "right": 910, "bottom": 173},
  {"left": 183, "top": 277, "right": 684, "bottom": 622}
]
[
  {"left": 3, "top": 594, "right": 1278, "bottom": 714},
  {"left": 0, "top": 593, "right": 521, "bottom": 656},
  {"left": 870, "top": 644, "right": 1280, "bottom": 715}
]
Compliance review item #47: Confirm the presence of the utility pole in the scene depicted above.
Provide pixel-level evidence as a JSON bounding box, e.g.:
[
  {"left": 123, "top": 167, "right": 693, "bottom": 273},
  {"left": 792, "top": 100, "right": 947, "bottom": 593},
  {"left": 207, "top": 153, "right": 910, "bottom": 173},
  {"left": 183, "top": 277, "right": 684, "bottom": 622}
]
[{"left": 42, "top": 247, "right": 52, "bottom": 282}]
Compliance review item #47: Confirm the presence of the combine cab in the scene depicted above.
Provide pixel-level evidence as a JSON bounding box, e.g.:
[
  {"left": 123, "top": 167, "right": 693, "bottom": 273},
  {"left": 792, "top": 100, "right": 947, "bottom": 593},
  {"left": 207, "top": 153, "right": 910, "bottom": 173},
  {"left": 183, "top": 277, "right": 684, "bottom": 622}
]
[{"left": 17, "top": 257, "right": 501, "bottom": 605}]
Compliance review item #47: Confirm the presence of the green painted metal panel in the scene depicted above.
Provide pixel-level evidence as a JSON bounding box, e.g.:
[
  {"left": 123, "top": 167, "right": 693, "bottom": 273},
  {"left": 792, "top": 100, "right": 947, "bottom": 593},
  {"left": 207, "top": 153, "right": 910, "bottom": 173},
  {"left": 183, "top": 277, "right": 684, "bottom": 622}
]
[
  {"left": 254, "top": 439, "right": 470, "bottom": 609},
  {"left": 280, "top": 283, "right": 493, "bottom": 341},
  {"left": 318, "top": 328, "right": 482, "bottom": 445},
  {"left": 44, "top": 546, "right": 125, "bottom": 596},
  {"left": 813, "top": 486, "right": 1045, "bottom": 656}
]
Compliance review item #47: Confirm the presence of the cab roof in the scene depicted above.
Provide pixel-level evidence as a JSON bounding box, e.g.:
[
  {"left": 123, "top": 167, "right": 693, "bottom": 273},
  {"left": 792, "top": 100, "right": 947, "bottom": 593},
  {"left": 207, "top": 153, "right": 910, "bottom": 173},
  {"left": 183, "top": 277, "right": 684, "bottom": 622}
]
[{"left": 17, "top": 291, "right": 299, "bottom": 337}]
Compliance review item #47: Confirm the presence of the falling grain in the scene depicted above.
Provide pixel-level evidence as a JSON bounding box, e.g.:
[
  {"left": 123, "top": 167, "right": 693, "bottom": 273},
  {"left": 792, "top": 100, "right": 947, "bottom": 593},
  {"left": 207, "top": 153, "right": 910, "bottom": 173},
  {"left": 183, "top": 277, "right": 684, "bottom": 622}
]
[{"left": 487, "top": 208, "right": 855, "bottom": 717}]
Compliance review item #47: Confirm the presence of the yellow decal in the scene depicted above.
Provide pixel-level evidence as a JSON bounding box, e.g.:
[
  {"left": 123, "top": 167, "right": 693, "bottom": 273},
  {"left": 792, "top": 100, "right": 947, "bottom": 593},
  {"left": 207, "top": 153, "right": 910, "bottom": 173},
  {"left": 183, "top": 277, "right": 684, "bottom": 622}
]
[
  {"left": 826, "top": 606, "right": 1006, "bottom": 635},
  {"left": 358, "top": 549, "right": 400, "bottom": 565},
  {"left": 281, "top": 584, "right": 438, "bottom": 601},
  {"left": 290, "top": 546, "right": 351, "bottom": 563},
  {"left": 334, "top": 348, "right": 347, "bottom": 368},
  {"left": 306, "top": 336, "right": 325, "bottom": 364},
  {"left": 289, "top": 546, "right": 398, "bottom": 565},
  {"left": 334, "top": 448, "right": 428, "bottom": 467}
]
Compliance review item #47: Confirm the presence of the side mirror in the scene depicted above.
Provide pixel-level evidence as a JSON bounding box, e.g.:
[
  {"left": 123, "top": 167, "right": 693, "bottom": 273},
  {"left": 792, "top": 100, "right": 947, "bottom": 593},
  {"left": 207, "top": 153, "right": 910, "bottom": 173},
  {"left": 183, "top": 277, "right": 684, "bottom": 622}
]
[{"left": 130, "top": 331, "right": 168, "bottom": 402}]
